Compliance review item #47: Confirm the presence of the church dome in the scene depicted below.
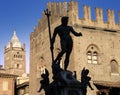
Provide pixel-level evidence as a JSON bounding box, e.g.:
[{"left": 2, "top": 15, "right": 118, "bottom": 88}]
[{"left": 6, "top": 30, "right": 24, "bottom": 48}]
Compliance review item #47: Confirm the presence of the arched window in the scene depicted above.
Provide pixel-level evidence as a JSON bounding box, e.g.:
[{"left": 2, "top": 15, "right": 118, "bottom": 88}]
[
  {"left": 87, "top": 51, "right": 92, "bottom": 64},
  {"left": 93, "top": 52, "right": 98, "bottom": 64},
  {"left": 86, "top": 44, "right": 99, "bottom": 64},
  {"left": 40, "top": 65, "right": 46, "bottom": 74},
  {"left": 110, "top": 60, "right": 119, "bottom": 74}
]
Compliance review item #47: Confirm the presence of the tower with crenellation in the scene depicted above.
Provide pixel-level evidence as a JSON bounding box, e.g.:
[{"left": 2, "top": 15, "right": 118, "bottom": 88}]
[{"left": 30, "top": 1, "right": 120, "bottom": 95}]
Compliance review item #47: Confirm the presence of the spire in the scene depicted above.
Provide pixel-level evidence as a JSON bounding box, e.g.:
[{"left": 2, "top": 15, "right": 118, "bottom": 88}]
[
  {"left": 13, "top": 29, "right": 16, "bottom": 35},
  {"left": 11, "top": 29, "right": 20, "bottom": 43},
  {"left": 6, "top": 30, "right": 23, "bottom": 48}
]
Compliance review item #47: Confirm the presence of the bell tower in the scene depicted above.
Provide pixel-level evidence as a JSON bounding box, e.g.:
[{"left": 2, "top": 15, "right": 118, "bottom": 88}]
[{"left": 4, "top": 30, "right": 26, "bottom": 76}]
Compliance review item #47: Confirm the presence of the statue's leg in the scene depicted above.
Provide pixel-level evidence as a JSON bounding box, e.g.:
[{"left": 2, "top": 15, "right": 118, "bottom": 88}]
[
  {"left": 64, "top": 51, "right": 70, "bottom": 70},
  {"left": 64, "top": 41, "right": 73, "bottom": 70},
  {"left": 54, "top": 50, "right": 65, "bottom": 64},
  {"left": 54, "top": 41, "right": 66, "bottom": 64}
]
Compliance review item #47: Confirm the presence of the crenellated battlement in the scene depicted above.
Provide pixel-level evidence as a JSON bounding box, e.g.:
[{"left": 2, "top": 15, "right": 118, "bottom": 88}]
[
  {"left": 77, "top": 5, "right": 120, "bottom": 30},
  {"left": 33, "top": 1, "right": 78, "bottom": 34},
  {"left": 83, "top": 5, "right": 117, "bottom": 23},
  {"left": 33, "top": 1, "right": 120, "bottom": 35}
]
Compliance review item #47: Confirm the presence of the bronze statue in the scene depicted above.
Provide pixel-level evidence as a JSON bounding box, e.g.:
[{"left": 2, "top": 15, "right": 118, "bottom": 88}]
[
  {"left": 51, "top": 16, "right": 82, "bottom": 70},
  {"left": 81, "top": 68, "right": 94, "bottom": 95},
  {"left": 38, "top": 69, "right": 49, "bottom": 95}
]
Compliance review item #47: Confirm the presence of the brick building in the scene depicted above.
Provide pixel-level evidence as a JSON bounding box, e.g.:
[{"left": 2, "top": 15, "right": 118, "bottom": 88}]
[
  {"left": 0, "top": 65, "right": 17, "bottom": 95},
  {"left": 30, "top": 1, "right": 120, "bottom": 95},
  {"left": 16, "top": 73, "right": 29, "bottom": 95}
]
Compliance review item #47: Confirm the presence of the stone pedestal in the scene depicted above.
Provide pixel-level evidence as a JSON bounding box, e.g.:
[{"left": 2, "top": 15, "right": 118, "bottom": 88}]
[{"left": 49, "top": 84, "right": 82, "bottom": 95}]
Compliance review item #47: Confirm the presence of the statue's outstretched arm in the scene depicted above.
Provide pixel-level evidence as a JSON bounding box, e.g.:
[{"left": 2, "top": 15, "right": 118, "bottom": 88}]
[
  {"left": 88, "top": 82, "right": 94, "bottom": 90},
  {"left": 70, "top": 26, "right": 82, "bottom": 36}
]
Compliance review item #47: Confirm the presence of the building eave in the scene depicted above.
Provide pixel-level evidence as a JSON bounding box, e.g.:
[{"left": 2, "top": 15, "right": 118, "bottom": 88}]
[
  {"left": 0, "top": 73, "right": 18, "bottom": 78},
  {"left": 17, "top": 81, "right": 29, "bottom": 89},
  {"left": 93, "top": 81, "right": 120, "bottom": 88}
]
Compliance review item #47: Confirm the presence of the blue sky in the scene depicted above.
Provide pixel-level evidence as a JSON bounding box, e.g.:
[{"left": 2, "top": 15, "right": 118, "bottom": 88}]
[{"left": 0, "top": 0, "right": 120, "bottom": 73}]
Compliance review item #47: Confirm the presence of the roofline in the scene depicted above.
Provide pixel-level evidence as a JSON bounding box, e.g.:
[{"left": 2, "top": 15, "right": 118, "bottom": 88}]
[
  {"left": 17, "top": 81, "right": 29, "bottom": 89},
  {"left": 0, "top": 73, "right": 18, "bottom": 78}
]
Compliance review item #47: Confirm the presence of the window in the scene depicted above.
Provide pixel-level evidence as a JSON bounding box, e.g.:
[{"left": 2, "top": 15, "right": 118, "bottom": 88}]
[
  {"left": 110, "top": 60, "right": 119, "bottom": 74},
  {"left": 87, "top": 51, "right": 92, "bottom": 64},
  {"left": 40, "top": 65, "right": 46, "bottom": 74},
  {"left": 17, "top": 64, "right": 19, "bottom": 69},
  {"left": 15, "top": 64, "right": 20, "bottom": 69},
  {"left": 93, "top": 52, "right": 98, "bottom": 64},
  {"left": 86, "top": 44, "right": 99, "bottom": 64},
  {"left": 14, "top": 52, "right": 23, "bottom": 60},
  {"left": 3, "top": 81, "right": 8, "bottom": 91}
]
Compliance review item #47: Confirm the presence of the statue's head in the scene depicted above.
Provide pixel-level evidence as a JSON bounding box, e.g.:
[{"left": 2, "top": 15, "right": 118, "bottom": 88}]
[
  {"left": 41, "top": 73, "right": 46, "bottom": 78},
  {"left": 61, "top": 16, "right": 69, "bottom": 26},
  {"left": 84, "top": 69, "right": 89, "bottom": 75}
]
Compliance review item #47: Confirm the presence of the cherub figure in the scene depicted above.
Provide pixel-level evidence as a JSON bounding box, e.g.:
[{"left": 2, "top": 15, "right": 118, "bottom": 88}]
[
  {"left": 38, "top": 69, "right": 49, "bottom": 95},
  {"left": 81, "top": 67, "right": 94, "bottom": 95}
]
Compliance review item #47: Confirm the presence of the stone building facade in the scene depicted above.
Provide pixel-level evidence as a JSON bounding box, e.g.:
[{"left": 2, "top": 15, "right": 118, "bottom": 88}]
[
  {"left": 30, "top": 1, "right": 120, "bottom": 95},
  {"left": 16, "top": 73, "right": 29, "bottom": 95},
  {"left": 4, "top": 30, "right": 26, "bottom": 76},
  {"left": 16, "top": 81, "right": 29, "bottom": 95}
]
